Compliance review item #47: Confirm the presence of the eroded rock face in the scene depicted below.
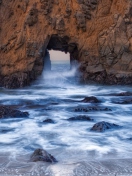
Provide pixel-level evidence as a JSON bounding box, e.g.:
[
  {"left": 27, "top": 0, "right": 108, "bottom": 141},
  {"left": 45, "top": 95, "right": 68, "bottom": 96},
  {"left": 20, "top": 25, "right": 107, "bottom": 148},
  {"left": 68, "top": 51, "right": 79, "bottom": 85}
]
[{"left": 0, "top": 0, "right": 132, "bottom": 88}]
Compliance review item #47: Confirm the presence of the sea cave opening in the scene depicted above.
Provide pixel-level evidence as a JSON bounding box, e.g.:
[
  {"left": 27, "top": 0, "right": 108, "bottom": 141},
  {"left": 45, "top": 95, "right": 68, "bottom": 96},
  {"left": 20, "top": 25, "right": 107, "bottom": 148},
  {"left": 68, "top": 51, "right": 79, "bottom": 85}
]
[{"left": 43, "top": 34, "right": 78, "bottom": 72}]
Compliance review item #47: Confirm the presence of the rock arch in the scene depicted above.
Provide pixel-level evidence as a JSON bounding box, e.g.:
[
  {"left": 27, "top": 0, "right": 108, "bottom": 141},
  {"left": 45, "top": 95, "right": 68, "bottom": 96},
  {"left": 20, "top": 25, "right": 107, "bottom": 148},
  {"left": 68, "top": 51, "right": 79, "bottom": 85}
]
[
  {"left": 0, "top": 0, "right": 132, "bottom": 88},
  {"left": 44, "top": 35, "right": 78, "bottom": 71},
  {"left": 47, "top": 34, "right": 78, "bottom": 66}
]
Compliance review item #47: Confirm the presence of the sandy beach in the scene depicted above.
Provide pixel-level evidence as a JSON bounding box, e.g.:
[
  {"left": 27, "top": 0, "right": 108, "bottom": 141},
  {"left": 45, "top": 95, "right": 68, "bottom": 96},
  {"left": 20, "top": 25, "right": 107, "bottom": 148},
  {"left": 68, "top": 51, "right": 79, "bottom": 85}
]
[{"left": 0, "top": 151, "right": 132, "bottom": 176}]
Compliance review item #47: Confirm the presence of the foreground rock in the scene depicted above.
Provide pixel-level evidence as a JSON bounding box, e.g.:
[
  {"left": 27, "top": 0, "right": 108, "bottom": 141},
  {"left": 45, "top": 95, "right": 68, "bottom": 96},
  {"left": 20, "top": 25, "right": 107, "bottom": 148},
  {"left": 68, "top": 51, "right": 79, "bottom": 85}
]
[
  {"left": 30, "top": 149, "right": 57, "bottom": 163},
  {"left": 81, "top": 96, "right": 100, "bottom": 103},
  {"left": 0, "top": 105, "right": 29, "bottom": 118},
  {"left": 68, "top": 115, "right": 93, "bottom": 121},
  {"left": 1, "top": 0, "right": 132, "bottom": 88},
  {"left": 91, "top": 121, "right": 120, "bottom": 132}
]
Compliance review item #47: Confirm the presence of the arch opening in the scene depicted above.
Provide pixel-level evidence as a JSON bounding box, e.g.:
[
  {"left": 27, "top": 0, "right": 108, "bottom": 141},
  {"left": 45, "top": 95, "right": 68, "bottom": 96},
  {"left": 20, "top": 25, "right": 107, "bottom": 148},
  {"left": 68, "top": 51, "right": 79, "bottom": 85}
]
[
  {"left": 49, "top": 50, "right": 70, "bottom": 71},
  {"left": 43, "top": 34, "right": 78, "bottom": 72}
]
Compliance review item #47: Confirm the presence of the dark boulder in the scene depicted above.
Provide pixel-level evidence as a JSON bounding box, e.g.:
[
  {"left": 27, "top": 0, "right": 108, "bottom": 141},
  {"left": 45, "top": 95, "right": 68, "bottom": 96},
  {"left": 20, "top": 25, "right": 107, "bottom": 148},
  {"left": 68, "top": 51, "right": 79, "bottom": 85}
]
[
  {"left": 68, "top": 115, "right": 93, "bottom": 121},
  {"left": 81, "top": 96, "right": 100, "bottom": 103},
  {"left": 0, "top": 105, "right": 29, "bottom": 118},
  {"left": 43, "top": 119, "right": 55, "bottom": 124},
  {"left": 30, "top": 148, "right": 57, "bottom": 163},
  {"left": 91, "top": 121, "right": 119, "bottom": 132}
]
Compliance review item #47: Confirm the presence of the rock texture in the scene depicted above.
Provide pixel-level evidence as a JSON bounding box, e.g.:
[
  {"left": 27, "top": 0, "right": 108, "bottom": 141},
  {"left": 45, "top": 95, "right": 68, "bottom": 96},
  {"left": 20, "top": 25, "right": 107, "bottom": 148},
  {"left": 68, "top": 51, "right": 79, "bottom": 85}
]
[
  {"left": 0, "top": 106, "right": 29, "bottom": 118},
  {"left": 30, "top": 148, "right": 57, "bottom": 163},
  {"left": 43, "top": 118, "right": 55, "bottom": 123},
  {"left": 0, "top": 0, "right": 132, "bottom": 88},
  {"left": 91, "top": 121, "right": 120, "bottom": 132},
  {"left": 68, "top": 115, "right": 93, "bottom": 121},
  {"left": 81, "top": 96, "right": 100, "bottom": 103}
]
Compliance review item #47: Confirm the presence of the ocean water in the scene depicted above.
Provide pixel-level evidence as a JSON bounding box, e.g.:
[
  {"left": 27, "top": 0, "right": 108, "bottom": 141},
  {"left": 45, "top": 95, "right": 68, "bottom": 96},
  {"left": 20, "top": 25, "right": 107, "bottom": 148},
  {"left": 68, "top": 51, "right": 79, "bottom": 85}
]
[{"left": 0, "top": 62, "right": 132, "bottom": 176}]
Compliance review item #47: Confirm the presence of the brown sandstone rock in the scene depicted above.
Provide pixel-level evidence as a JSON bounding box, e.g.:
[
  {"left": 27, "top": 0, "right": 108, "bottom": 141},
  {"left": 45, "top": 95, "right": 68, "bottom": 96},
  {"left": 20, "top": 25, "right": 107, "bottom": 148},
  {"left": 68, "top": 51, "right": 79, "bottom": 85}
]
[{"left": 0, "top": 0, "right": 132, "bottom": 88}]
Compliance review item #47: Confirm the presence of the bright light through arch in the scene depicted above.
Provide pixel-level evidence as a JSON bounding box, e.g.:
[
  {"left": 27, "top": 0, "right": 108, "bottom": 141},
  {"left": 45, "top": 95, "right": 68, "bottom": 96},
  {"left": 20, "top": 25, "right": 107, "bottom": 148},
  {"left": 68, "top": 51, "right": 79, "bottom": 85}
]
[{"left": 49, "top": 50, "right": 70, "bottom": 71}]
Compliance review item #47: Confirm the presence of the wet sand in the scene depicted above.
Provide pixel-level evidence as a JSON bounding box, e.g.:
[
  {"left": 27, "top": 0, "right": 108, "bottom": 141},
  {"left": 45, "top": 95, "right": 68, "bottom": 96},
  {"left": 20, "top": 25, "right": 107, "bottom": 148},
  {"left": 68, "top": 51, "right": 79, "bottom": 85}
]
[{"left": 0, "top": 152, "right": 132, "bottom": 176}]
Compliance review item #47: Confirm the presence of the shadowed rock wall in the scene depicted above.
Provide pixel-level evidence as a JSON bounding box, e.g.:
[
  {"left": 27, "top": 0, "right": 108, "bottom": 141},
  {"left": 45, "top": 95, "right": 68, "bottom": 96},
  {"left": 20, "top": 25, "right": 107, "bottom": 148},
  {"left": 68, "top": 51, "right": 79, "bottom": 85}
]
[{"left": 0, "top": 0, "right": 132, "bottom": 88}]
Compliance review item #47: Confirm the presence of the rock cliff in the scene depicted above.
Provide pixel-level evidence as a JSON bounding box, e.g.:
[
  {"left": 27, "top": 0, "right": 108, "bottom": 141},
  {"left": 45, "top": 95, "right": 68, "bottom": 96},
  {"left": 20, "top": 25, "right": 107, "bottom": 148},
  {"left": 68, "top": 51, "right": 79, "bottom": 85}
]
[{"left": 0, "top": 0, "right": 132, "bottom": 88}]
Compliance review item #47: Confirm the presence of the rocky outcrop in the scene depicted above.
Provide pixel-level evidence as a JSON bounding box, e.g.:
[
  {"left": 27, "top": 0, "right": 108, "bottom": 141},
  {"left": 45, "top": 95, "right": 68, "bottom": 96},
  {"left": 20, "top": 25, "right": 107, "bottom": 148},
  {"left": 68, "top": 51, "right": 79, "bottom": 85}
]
[
  {"left": 0, "top": 0, "right": 132, "bottom": 88},
  {"left": 30, "top": 148, "right": 57, "bottom": 163},
  {"left": 68, "top": 115, "right": 93, "bottom": 121},
  {"left": 43, "top": 118, "right": 55, "bottom": 123},
  {"left": 0, "top": 106, "right": 29, "bottom": 118},
  {"left": 81, "top": 96, "right": 100, "bottom": 103},
  {"left": 91, "top": 121, "right": 120, "bottom": 132}
]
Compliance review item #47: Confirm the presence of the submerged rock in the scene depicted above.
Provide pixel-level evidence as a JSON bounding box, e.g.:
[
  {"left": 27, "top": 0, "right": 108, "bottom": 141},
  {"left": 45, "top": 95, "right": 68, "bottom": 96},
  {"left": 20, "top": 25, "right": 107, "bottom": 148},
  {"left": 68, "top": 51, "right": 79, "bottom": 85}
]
[
  {"left": 81, "top": 96, "right": 100, "bottom": 103},
  {"left": 117, "top": 92, "right": 132, "bottom": 96},
  {"left": 113, "top": 98, "right": 132, "bottom": 104},
  {"left": 91, "top": 121, "right": 119, "bottom": 132},
  {"left": 0, "top": 128, "right": 14, "bottom": 133},
  {"left": 43, "top": 119, "right": 55, "bottom": 123},
  {"left": 113, "top": 92, "right": 132, "bottom": 96},
  {"left": 68, "top": 115, "right": 93, "bottom": 121},
  {"left": 30, "top": 149, "right": 57, "bottom": 163},
  {"left": 74, "top": 107, "right": 112, "bottom": 112},
  {"left": 0, "top": 105, "right": 29, "bottom": 118}
]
